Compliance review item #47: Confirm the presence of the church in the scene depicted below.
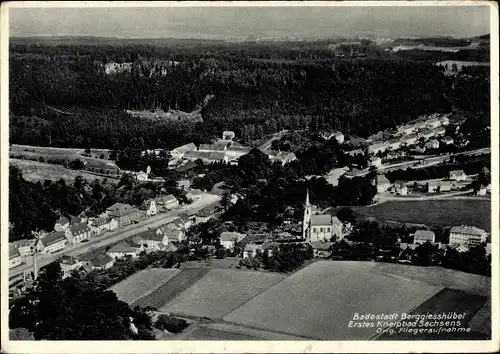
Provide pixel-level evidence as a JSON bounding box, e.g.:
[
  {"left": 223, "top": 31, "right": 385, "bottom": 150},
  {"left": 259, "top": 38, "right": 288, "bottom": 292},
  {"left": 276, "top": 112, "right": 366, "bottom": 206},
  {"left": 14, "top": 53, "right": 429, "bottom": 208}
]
[{"left": 302, "top": 190, "right": 343, "bottom": 243}]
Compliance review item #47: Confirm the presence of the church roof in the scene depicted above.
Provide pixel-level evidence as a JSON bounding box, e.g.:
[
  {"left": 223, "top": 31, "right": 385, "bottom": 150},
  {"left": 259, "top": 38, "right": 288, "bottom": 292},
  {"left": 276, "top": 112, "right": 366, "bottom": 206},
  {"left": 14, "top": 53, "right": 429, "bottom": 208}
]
[{"left": 310, "top": 215, "right": 332, "bottom": 226}]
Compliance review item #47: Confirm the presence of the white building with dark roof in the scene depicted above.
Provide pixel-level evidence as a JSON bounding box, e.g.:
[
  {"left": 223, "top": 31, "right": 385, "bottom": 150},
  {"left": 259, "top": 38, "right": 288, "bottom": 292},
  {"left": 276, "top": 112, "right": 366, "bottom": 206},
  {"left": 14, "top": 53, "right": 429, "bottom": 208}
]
[
  {"left": 302, "top": 190, "right": 343, "bottom": 243},
  {"left": 449, "top": 226, "right": 487, "bottom": 247}
]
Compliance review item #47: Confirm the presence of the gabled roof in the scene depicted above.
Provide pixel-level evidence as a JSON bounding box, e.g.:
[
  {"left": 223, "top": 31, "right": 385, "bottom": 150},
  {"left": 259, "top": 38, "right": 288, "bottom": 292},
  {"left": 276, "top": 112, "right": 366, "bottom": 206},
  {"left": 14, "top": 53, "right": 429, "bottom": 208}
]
[
  {"left": 40, "top": 232, "right": 67, "bottom": 247},
  {"left": 414, "top": 230, "right": 435, "bottom": 240},
  {"left": 70, "top": 223, "right": 90, "bottom": 235},
  {"left": 136, "top": 229, "right": 165, "bottom": 242},
  {"left": 376, "top": 175, "right": 390, "bottom": 185},
  {"left": 139, "top": 199, "right": 155, "bottom": 211},
  {"left": 70, "top": 215, "right": 84, "bottom": 225},
  {"left": 156, "top": 194, "right": 177, "bottom": 204},
  {"left": 310, "top": 214, "right": 333, "bottom": 226},
  {"left": 178, "top": 212, "right": 190, "bottom": 223},
  {"left": 106, "top": 203, "right": 137, "bottom": 217},
  {"left": 172, "top": 143, "right": 197, "bottom": 154},
  {"left": 220, "top": 232, "right": 246, "bottom": 243},
  {"left": 60, "top": 255, "right": 79, "bottom": 265},
  {"left": 9, "top": 247, "right": 21, "bottom": 259},
  {"left": 107, "top": 240, "right": 139, "bottom": 254},
  {"left": 91, "top": 253, "right": 114, "bottom": 267}
]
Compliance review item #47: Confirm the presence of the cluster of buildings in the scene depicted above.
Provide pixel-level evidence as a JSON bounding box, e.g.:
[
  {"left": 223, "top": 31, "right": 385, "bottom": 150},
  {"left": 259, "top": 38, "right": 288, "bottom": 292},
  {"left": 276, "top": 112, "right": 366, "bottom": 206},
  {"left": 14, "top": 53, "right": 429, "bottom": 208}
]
[
  {"left": 399, "top": 225, "right": 490, "bottom": 256},
  {"left": 168, "top": 131, "right": 298, "bottom": 170}
]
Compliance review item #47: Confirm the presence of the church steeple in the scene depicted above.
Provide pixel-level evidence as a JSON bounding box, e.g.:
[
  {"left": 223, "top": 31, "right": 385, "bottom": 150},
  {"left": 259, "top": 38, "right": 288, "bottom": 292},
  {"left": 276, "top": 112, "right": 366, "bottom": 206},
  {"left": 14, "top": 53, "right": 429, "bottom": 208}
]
[{"left": 303, "top": 189, "right": 312, "bottom": 240}]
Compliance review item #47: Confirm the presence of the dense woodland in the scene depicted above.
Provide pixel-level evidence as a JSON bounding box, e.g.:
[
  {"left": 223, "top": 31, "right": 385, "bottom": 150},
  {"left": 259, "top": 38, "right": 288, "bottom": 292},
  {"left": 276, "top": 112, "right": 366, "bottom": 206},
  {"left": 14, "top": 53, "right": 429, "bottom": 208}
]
[{"left": 9, "top": 37, "right": 490, "bottom": 150}]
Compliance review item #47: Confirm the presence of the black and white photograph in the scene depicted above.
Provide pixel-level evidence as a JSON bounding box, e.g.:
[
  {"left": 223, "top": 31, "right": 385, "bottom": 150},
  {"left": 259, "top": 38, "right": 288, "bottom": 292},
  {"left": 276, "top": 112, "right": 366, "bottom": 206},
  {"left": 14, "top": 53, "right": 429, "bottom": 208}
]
[{"left": 2, "top": 1, "right": 498, "bottom": 352}]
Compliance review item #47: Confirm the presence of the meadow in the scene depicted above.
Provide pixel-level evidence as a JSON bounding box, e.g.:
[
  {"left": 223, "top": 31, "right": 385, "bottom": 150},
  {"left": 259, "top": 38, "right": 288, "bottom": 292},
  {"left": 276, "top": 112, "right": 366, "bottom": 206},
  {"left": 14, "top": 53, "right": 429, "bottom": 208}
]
[
  {"left": 222, "top": 261, "right": 443, "bottom": 340},
  {"left": 9, "top": 158, "right": 118, "bottom": 184},
  {"left": 161, "top": 269, "right": 286, "bottom": 319},
  {"left": 109, "top": 268, "right": 181, "bottom": 304},
  {"left": 352, "top": 200, "right": 491, "bottom": 231}
]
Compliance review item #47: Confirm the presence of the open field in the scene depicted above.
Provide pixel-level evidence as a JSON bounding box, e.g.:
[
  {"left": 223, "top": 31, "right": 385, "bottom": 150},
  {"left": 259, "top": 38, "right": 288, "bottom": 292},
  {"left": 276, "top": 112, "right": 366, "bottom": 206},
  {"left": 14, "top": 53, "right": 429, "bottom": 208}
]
[
  {"left": 9, "top": 158, "right": 118, "bottom": 184},
  {"left": 377, "top": 288, "right": 489, "bottom": 340},
  {"left": 131, "top": 268, "right": 210, "bottom": 309},
  {"left": 161, "top": 269, "right": 286, "bottom": 319},
  {"left": 223, "top": 261, "right": 443, "bottom": 340},
  {"left": 352, "top": 199, "right": 490, "bottom": 231},
  {"left": 109, "top": 268, "right": 181, "bottom": 304}
]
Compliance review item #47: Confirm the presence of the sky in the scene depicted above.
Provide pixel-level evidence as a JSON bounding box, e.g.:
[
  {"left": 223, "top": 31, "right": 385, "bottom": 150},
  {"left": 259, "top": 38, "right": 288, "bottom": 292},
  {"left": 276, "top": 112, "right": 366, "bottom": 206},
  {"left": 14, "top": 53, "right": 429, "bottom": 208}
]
[{"left": 9, "top": 5, "right": 491, "bottom": 39}]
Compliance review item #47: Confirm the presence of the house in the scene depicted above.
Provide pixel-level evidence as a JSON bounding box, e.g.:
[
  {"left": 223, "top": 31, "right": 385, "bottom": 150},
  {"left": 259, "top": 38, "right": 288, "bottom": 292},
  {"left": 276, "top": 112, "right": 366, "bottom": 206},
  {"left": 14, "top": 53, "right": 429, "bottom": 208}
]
[
  {"left": 90, "top": 217, "right": 118, "bottom": 235},
  {"left": 369, "top": 156, "right": 382, "bottom": 168},
  {"left": 367, "top": 142, "right": 388, "bottom": 155},
  {"left": 449, "top": 170, "right": 467, "bottom": 181},
  {"left": 106, "top": 203, "right": 142, "bottom": 228},
  {"left": 413, "top": 230, "right": 436, "bottom": 245},
  {"left": 69, "top": 215, "right": 86, "bottom": 225},
  {"left": 219, "top": 232, "right": 246, "bottom": 249},
  {"left": 426, "top": 180, "right": 452, "bottom": 193},
  {"left": 155, "top": 194, "right": 179, "bottom": 211},
  {"left": 413, "top": 121, "right": 428, "bottom": 131},
  {"left": 387, "top": 139, "right": 402, "bottom": 150},
  {"left": 401, "top": 134, "right": 418, "bottom": 146},
  {"left": 107, "top": 240, "right": 142, "bottom": 260},
  {"left": 426, "top": 118, "right": 442, "bottom": 129},
  {"left": 160, "top": 222, "right": 185, "bottom": 242},
  {"left": 59, "top": 255, "right": 83, "bottom": 278},
  {"left": 9, "top": 248, "right": 23, "bottom": 269},
  {"left": 68, "top": 223, "right": 91, "bottom": 244},
  {"left": 375, "top": 174, "right": 391, "bottom": 193},
  {"left": 333, "top": 131, "right": 345, "bottom": 144},
  {"left": 345, "top": 149, "right": 364, "bottom": 157},
  {"left": 174, "top": 161, "right": 199, "bottom": 175},
  {"left": 477, "top": 185, "right": 488, "bottom": 196},
  {"left": 195, "top": 203, "right": 219, "bottom": 224},
  {"left": 419, "top": 130, "right": 435, "bottom": 140},
  {"left": 89, "top": 253, "right": 114, "bottom": 270},
  {"left": 134, "top": 229, "right": 169, "bottom": 251},
  {"left": 170, "top": 142, "right": 197, "bottom": 159},
  {"left": 177, "top": 179, "right": 191, "bottom": 191},
  {"left": 136, "top": 171, "right": 148, "bottom": 181},
  {"left": 139, "top": 199, "right": 157, "bottom": 217},
  {"left": 397, "top": 125, "right": 415, "bottom": 135},
  {"left": 425, "top": 139, "right": 440, "bottom": 150},
  {"left": 222, "top": 131, "right": 236, "bottom": 140},
  {"left": 394, "top": 180, "right": 408, "bottom": 196},
  {"left": 449, "top": 226, "right": 487, "bottom": 247},
  {"left": 311, "top": 241, "right": 333, "bottom": 258},
  {"left": 268, "top": 151, "right": 297, "bottom": 166},
  {"left": 177, "top": 212, "right": 193, "bottom": 230},
  {"left": 54, "top": 216, "right": 70, "bottom": 232},
  {"left": 442, "top": 136, "right": 454, "bottom": 145},
  {"left": 243, "top": 243, "right": 264, "bottom": 258},
  {"left": 36, "top": 232, "right": 68, "bottom": 254},
  {"left": 10, "top": 239, "right": 36, "bottom": 257}
]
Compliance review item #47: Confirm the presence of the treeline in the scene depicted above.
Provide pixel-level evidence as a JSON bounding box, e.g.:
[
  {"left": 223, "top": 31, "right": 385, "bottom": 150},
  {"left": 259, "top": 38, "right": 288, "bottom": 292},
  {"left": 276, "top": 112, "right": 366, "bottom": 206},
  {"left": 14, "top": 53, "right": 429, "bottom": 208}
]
[{"left": 9, "top": 40, "right": 473, "bottom": 150}]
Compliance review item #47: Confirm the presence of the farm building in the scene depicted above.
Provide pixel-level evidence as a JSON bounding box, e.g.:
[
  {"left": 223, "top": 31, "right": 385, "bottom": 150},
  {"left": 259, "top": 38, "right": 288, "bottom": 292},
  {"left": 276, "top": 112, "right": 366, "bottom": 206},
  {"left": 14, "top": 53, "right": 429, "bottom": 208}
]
[
  {"left": 107, "top": 240, "right": 143, "bottom": 260},
  {"left": 89, "top": 253, "right": 113, "bottom": 270},
  {"left": 134, "top": 229, "right": 169, "bottom": 251}
]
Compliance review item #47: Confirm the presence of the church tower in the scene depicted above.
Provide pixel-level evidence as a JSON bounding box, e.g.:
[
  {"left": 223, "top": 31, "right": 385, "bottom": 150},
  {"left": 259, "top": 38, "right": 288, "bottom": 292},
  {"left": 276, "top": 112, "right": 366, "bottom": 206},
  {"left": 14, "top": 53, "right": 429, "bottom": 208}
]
[{"left": 302, "top": 189, "right": 311, "bottom": 239}]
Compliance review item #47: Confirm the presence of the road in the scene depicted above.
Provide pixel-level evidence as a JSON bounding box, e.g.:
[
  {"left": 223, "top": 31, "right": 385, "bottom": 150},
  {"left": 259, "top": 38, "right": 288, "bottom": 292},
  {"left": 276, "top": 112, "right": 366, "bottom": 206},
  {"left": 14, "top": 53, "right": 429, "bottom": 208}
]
[
  {"left": 257, "top": 130, "right": 289, "bottom": 151},
  {"left": 10, "top": 193, "right": 220, "bottom": 277}
]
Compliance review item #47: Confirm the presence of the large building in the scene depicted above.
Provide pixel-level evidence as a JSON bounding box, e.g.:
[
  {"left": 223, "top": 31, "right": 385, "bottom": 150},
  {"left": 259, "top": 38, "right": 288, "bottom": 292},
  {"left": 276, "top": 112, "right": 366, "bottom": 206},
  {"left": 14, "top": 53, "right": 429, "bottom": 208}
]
[
  {"left": 106, "top": 203, "right": 142, "bottom": 228},
  {"left": 413, "top": 230, "right": 436, "bottom": 245},
  {"left": 302, "top": 190, "right": 343, "bottom": 243},
  {"left": 449, "top": 226, "right": 487, "bottom": 247}
]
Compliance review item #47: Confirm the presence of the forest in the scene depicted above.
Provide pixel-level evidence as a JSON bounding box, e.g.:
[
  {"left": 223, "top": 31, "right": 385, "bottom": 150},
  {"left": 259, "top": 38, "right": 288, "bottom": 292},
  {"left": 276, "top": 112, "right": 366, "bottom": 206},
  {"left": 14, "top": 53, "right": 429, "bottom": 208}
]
[{"left": 9, "top": 37, "right": 490, "bottom": 151}]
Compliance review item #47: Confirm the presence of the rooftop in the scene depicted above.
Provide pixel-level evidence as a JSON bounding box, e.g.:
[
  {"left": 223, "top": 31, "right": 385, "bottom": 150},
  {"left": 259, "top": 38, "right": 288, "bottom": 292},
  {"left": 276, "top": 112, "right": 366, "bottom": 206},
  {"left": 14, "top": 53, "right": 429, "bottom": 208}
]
[
  {"left": 220, "top": 232, "right": 246, "bottom": 243},
  {"left": 40, "top": 232, "right": 67, "bottom": 247},
  {"left": 172, "top": 142, "right": 197, "bottom": 154},
  {"left": 450, "top": 226, "right": 485, "bottom": 236},
  {"left": 107, "top": 240, "right": 139, "bottom": 254},
  {"left": 310, "top": 214, "right": 333, "bottom": 226}
]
